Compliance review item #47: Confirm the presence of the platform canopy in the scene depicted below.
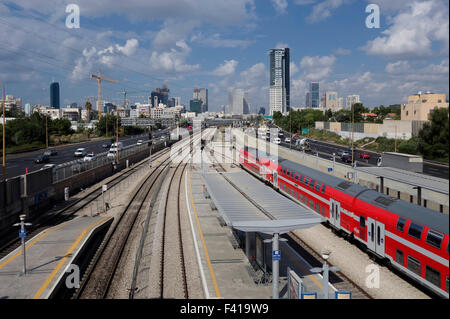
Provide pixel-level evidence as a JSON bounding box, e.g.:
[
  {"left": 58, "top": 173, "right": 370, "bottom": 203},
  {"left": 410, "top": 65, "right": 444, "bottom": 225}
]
[{"left": 201, "top": 172, "right": 323, "bottom": 235}]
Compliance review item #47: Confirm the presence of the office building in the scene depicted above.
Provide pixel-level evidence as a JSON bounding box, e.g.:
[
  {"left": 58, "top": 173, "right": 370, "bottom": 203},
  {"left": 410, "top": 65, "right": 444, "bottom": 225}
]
[
  {"left": 190, "top": 99, "right": 202, "bottom": 114},
  {"left": 228, "top": 89, "right": 250, "bottom": 115},
  {"left": 25, "top": 103, "right": 31, "bottom": 116},
  {"left": 346, "top": 95, "right": 360, "bottom": 109},
  {"left": 258, "top": 107, "right": 266, "bottom": 115},
  {"left": 338, "top": 97, "right": 345, "bottom": 109},
  {"left": 309, "top": 82, "right": 320, "bottom": 108},
  {"left": 305, "top": 92, "right": 311, "bottom": 108},
  {"left": 193, "top": 88, "right": 208, "bottom": 112},
  {"left": 401, "top": 92, "right": 448, "bottom": 121},
  {"left": 50, "top": 82, "right": 60, "bottom": 109},
  {"left": 325, "top": 91, "right": 340, "bottom": 111},
  {"left": 269, "top": 48, "right": 290, "bottom": 115}
]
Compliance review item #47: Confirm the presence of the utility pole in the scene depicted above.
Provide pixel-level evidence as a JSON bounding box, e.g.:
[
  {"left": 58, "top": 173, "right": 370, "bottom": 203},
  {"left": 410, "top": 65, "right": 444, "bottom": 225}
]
[
  {"left": 351, "top": 104, "right": 354, "bottom": 167},
  {"left": 289, "top": 110, "right": 292, "bottom": 149},
  {"left": 116, "top": 112, "right": 119, "bottom": 163},
  {"left": 394, "top": 125, "right": 397, "bottom": 152},
  {"left": 1, "top": 81, "right": 5, "bottom": 181}
]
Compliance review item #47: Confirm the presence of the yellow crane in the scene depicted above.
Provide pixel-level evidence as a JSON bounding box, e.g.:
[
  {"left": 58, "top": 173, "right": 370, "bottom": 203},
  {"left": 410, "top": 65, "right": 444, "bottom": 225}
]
[{"left": 90, "top": 70, "right": 119, "bottom": 120}]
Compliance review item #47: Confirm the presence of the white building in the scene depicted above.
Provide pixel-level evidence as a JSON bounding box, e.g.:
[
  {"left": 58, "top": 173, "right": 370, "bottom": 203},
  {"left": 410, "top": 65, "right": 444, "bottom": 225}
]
[
  {"left": 32, "top": 105, "right": 61, "bottom": 119},
  {"left": 228, "top": 89, "right": 249, "bottom": 115},
  {"left": 25, "top": 103, "right": 31, "bottom": 116},
  {"left": 338, "top": 97, "right": 345, "bottom": 109},
  {"left": 269, "top": 48, "right": 289, "bottom": 115},
  {"left": 3, "top": 95, "right": 22, "bottom": 112},
  {"left": 346, "top": 95, "right": 360, "bottom": 109},
  {"left": 325, "top": 91, "right": 340, "bottom": 111}
]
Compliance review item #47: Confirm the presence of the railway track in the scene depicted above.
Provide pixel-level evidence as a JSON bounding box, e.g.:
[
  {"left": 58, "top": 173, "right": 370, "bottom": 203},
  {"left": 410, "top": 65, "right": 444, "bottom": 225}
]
[
  {"left": 73, "top": 132, "right": 205, "bottom": 299},
  {"left": 204, "top": 142, "right": 372, "bottom": 299},
  {"left": 0, "top": 147, "right": 170, "bottom": 261}
]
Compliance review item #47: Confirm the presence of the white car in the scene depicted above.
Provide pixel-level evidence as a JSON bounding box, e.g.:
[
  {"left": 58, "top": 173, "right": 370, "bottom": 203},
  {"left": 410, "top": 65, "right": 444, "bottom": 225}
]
[
  {"left": 285, "top": 137, "right": 291, "bottom": 143},
  {"left": 273, "top": 137, "right": 281, "bottom": 144},
  {"left": 74, "top": 148, "right": 87, "bottom": 157},
  {"left": 137, "top": 139, "right": 143, "bottom": 145},
  {"left": 83, "top": 153, "right": 96, "bottom": 162}
]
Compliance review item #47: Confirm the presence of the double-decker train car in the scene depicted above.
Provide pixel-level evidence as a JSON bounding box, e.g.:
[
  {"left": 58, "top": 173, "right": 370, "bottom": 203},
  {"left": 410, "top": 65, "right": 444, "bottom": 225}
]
[{"left": 239, "top": 146, "right": 449, "bottom": 298}]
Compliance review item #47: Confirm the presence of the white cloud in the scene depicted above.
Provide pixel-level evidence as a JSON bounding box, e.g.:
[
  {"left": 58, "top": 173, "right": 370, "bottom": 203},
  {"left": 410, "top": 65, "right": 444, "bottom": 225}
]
[
  {"left": 116, "top": 39, "right": 139, "bottom": 56},
  {"left": 275, "top": 42, "right": 289, "bottom": 49},
  {"left": 149, "top": 40, "right": 200, "bottom": 73},
  {"left": 307, "top": 0, "right": 351, "bottom": 23},
  {"left": 363, "top": 0, "right": 449, "bottom": 57},
  {"left": 271, "top": 0, "right": 288, "bottom": 13},
  {"left": 290, "top": 62, "right": 299, "bottom": 76},
  {"left": 300, "top": 55, "right": 336, "bottom": 80},
  {"left": 191, "top": 33, "right": 253, "bottom": 48},
  {"left": 212, "top": 60, "right": 238, "bottom": 76},
  {"left": 385, "top": 60, "right": 411, "bottom": 74},
  {"left": 334, "top": 48, "right": 351, "bottom": 55}
]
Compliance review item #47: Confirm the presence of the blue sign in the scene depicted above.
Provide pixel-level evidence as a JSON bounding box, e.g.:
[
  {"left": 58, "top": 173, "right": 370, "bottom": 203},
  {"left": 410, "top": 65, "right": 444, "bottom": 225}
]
[
  {"left": 302, "top": 128, "right": 309, "bottom": 135},
  {"left": 328, "top": 167, "right": 333, "bottom": 172},
  {"left": 19, "top": 229, "right": 26, "bottom": 238},
  {"left": 272, "top": 250, "right": 281, "bottom": 260}
]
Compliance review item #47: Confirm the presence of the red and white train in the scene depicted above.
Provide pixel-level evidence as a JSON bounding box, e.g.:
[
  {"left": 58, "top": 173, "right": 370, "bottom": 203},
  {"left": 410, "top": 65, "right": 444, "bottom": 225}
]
[{"left": 239, "top": 146, "right": 449, "bottom": 298}]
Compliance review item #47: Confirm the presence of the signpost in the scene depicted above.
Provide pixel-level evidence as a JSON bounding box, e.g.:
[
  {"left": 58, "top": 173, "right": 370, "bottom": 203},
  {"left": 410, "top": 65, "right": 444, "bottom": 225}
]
[
  {"left": 13, "top": 215, "right": 32, "bottom": 275},
  {"left": 102, "top": 185, "right": 107, "bottom": 213}
]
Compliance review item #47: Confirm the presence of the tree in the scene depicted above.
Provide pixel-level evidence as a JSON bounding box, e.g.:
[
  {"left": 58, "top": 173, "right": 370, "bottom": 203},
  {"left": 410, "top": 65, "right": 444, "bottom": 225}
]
[{"left": 417, "top": 107, "right": 449, "bottom": 161}]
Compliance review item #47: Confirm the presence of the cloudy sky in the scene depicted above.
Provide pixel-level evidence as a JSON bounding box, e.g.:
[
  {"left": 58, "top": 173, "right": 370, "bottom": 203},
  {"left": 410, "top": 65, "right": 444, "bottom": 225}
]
[{"left": 0, "top": 0, "right": 448, "bottom": 112}]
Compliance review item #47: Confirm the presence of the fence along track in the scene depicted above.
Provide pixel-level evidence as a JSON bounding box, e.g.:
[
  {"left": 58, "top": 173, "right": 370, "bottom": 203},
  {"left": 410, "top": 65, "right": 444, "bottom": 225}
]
[{"left": 0, "top": 147, "right": 170, "bottom": 260}]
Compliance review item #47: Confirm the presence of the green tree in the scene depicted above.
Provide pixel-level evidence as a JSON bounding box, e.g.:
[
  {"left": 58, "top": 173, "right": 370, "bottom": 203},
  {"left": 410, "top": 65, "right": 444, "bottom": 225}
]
[{"left": 417, "top": 107, "right": 449, "bottom": 161}]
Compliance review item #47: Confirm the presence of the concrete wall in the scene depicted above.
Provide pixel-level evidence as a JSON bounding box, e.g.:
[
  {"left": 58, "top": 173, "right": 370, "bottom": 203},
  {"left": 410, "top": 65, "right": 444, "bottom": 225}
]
[{"left": 233, "top": 129, "right": 449, "bottom": 215}]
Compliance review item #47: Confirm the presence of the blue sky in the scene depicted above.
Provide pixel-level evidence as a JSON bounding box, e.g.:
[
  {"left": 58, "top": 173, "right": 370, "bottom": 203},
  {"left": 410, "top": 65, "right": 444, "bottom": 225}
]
[{"left": 0, "top": 0, "right": 448, "bottom": 112}]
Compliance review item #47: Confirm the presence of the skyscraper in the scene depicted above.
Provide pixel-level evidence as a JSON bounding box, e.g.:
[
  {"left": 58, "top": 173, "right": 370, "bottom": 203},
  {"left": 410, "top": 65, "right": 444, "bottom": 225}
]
[
  {"left": 228, "top": 89, "right": 249, "bottom": 115},
  {"left": 310, "top": 82, "right": 319, "bottom": 108},
  {"left": 50, "top": 82, "right": 60, "bottom": 109},
  {"left": 269, "top": 48, "right": 290, "bottom": 115},
  {"left": 193, "top": 88, "right": 208, "bottom": 112},
  {"left": 346, "top": 95, "right": 360, "bottom": 109}
]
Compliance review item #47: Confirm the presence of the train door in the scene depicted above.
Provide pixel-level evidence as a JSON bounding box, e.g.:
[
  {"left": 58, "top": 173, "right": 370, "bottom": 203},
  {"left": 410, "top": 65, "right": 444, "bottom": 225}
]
[
  {"left": 367, "top": 218, "right": 385, "bottom": 257},
  {"left": 273, "top": 171, "right": 278, "bottom": 188},
  {"left": 262, "top": 165, "right": 267, "bottom": 180},
  {"left": 329, "top": 199, "right": 341, "bottom": 229}
]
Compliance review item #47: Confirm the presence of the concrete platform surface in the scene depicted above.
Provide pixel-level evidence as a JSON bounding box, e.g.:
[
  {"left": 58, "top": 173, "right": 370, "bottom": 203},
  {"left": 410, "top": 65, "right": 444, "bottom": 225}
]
[{"left": 0, "top": 215, "right": 111, "bottom": 299}]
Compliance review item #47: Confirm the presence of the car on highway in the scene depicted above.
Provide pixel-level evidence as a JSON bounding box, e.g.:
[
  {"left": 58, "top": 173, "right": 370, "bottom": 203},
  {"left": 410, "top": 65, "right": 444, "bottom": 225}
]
[
  {"left": 74, "top": 148, "right": 87, "bottom": 157},
  {"left": 102, "top": 142, "right": 111, "bottom": 148},
  {"left": 41, "top": 164, "right": 56, "bottom": 172},
  {"left": 359, "top": 152, "right": 371, "bottom": 159},
  {"left": 35, "top": 154, "right": 50, "bottom": 164},
  {"left": 83, "top": 153, "right": 96, "bottom": 162},
  {"left": 44, "top": 149, "right": 58, "bottom": 156},
  {"left": 137, "top": 139, "right": 143, "bottom": 145},
  {"left": 341, "top": 153, "right": 353, "bottom": 163},
  {"left": 285, "top": 137, "right": 291, "bottom": 143},
  {"left": 273, "top": 137, "right": 281, "bottom": 145},
  {"left": 337, "top": 150, "right": 348, "bottom": 157}
]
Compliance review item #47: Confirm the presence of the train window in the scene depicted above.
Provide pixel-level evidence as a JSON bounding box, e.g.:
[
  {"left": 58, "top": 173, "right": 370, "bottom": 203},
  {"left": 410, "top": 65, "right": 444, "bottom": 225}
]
[
  {"left": 291, "top": 171, "right": 295, "bottom": 178},
  {"left": 407, "top": 256, "right": 421, "bottom": 276},
  {"left": 286, "top": 169, "right": 290, "bottom": 176},
  {"left": 396, "top": 249, "right": 404, "bottom": 266},
  {"left": 425, "top": 230, "right": 444, "bottom": 249},
  {"left": 408, "top": 223, "right": 423, "bottom": 240},
  {"left": 425, "top": 265, "right": 441, "bottom": 288},
  {"left": 315, "top": 183, "right": 321, "bottom": 192},
  {"left": 321, "top": 184, "right": 326, "bottom": 194},
  {"left": 359, "top": 216, "right": 365, "bottom": 228},
  {"left": 310, "top": 179, "right": 315, "bottom": 189},
  {"left": 321, "top": 206, "right": 325, "bottom": 216},
  {"left": 396, "top": 217, "right": 406, "bottom": 232},
  {"left": 377, "top": 226, "right": 381, "bottom": 246},
  {"left": 371, "top": 223, "right": 374, "bottom": 242}
]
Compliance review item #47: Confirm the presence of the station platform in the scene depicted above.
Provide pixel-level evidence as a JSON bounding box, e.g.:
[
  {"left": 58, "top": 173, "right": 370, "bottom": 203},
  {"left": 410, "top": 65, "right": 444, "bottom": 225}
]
[
  {"left": 0, "top": 215, "right": 111, "bottom": 299},
  {"left": 186, "top": 168, "right": 336, "bottom": 299}
]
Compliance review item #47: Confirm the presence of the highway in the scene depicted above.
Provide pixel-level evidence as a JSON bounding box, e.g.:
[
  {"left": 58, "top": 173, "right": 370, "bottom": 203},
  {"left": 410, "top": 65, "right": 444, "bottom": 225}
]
[
  {"left": 262, "top": 124, "right": 449, "bottom": 180},
  {"left": 2, "top": 129, "right": 170, "bottom": 180}
]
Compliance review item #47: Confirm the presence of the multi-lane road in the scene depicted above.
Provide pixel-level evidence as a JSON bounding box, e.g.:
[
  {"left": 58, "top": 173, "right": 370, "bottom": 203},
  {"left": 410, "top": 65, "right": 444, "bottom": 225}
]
[
  {"left": 263, "top": 124, "right": 449, "bottom": 180},
  {"left": 2, "top": 129, "right": 170, "bottom": 180}
]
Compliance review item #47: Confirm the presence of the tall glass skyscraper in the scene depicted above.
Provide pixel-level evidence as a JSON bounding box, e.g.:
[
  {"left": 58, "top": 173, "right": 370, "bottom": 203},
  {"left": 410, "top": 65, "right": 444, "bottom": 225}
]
[
  {"left": 310, "top": 82, "right": 319, "bottom": 108},
  {"left": 50, "top": 82, "right": 60, "bottom": 109},
  {"left": 269, "top": 48, "right": 290, "bottom": 115}
]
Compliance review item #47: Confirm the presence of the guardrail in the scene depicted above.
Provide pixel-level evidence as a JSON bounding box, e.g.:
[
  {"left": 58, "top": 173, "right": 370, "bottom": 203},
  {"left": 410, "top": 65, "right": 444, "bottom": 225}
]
[{"left": 52, "top": 139, "right": 157, "bottom": 183}]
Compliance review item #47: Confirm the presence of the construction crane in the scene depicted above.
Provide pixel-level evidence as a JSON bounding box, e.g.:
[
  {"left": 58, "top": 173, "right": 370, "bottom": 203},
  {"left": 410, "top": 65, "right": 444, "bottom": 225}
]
[{"left": 90, "top": 70, "right": 119, "bottom": 120}]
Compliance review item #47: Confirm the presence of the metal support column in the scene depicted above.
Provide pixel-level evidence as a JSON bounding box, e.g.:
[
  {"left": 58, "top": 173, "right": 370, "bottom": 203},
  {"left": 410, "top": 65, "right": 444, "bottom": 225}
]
[
  {"left": 245, "top": 232, "right": 251, "bottom": 260},
  {"left": 272, "top": 232, "right": 279, "bottom": 299},
  {"left": 414, "top": 186, "right": 422, "bottom": 206}
]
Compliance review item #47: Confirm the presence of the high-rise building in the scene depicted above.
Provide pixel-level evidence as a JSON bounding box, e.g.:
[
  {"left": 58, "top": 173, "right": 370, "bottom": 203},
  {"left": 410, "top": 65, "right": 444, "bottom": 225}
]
[
  {"left": 150, "top": 88, "right": 162, "bottom": 107},
  {"left": 258, "top": 107, "right": 266, "bottom": 115},
  {"left": 325, "top": 91, "right": 339, "bottom": 111},
  {"left": 346, "top": 95, "right": 360, "bottom": 109},
  {"left": 189, "top": 99, "right": 202, "bottom": 114},
  {"left": 160, "top": 85, "right": 170, "bottom": 105},
  {"left": 309, "top": 82, "right": 320, "bottom": 108},
  {"left": 269, "top": 48, "right": 290, "bottom": 115},
  {"left": 174, "top": 97, "right": 181, "bottom": 106},
  {"left": 305, "top": 92, "right": 311, "bottom": 108},
  {"left": 338, "top": 97, "right": 345, "bottom": 109},
  {"left": 50, "top": 82, "right": 60, "bottom": 109},
  {"left": 228, "top": 89, "right": 249, "bottom": 115},
  {"left": 193, "top": 88, "right": 208, "bottom": 112},
  {"left": 25, "top": 103, "right": 31, "bottom": 116}
]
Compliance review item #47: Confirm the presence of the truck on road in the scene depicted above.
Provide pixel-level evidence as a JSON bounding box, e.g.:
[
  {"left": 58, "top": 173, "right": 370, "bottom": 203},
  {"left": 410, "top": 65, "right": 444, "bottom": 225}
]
[{"left": 376, "top": 152, "right": 423, "bottom": 173}]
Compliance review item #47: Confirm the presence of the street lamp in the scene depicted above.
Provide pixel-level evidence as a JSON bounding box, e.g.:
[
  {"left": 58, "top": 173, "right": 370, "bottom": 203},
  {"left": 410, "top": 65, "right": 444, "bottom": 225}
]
[
  {"left": 1, "top": 81, "right": 5, "bottom": 181},
  {"left": 310, "top": 249, "right": 340, "bottom": 299}
]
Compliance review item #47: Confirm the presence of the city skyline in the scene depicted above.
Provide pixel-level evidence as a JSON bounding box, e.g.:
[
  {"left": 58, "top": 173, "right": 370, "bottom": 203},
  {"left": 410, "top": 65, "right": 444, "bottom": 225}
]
[{"left": 0, "top": 0, "right": 448, "bottom": 112}]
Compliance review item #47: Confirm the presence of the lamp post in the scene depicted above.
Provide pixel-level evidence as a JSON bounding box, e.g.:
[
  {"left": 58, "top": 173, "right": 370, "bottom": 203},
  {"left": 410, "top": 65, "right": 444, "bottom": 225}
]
[
  {"left": 310, "top": 249, "right": 340, "bottom": 299},
  {"left": 351, "top": 104, "right": 354, "bottom": 168},
  {"left": 1, "top": 81, "right": 5, "bottom": 181}
]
